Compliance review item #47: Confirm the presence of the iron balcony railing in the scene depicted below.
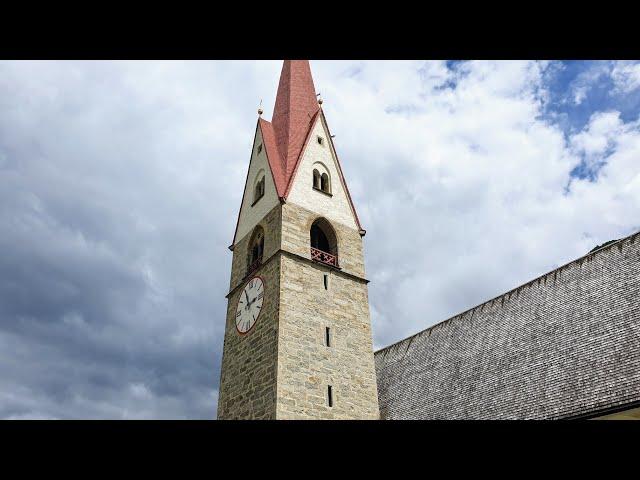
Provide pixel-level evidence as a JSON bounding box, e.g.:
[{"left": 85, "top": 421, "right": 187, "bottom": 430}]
[
  {"left": 310, "top": 247, "right": 338, "bottom": 267},
  {"left": 246, "top": 256, "right": 263, "bottom": 276}
]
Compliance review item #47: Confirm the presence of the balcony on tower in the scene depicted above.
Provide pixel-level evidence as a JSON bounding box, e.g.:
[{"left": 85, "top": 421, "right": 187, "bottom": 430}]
[
  {"left": 310, "top": 246, "right": 338, "bottom": 267},
  {"left": 310, "top": 218, "right": 339, "bottom": 268}
]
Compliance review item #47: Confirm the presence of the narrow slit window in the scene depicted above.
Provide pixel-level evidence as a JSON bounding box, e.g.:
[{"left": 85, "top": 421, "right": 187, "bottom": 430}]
[
  {"left": 317, "top": 136, "right": 324, "bottom": 146},
  {"left": 327, "top": 385, "right": 333, "bottom": 407},
  {"left": 323, "top": 273, "right": 329, "bottom": 290},
  {"left": 257, "top": 143, "right": 263, "bottom": 154},
  {"left": 325, "top": 327, "right": 331, "bottom": 347}
]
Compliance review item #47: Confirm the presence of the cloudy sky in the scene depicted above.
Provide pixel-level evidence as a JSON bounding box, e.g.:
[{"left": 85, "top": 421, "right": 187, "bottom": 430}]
[{"left": 1, "top": 60, "right": 639, "bottom": 419}]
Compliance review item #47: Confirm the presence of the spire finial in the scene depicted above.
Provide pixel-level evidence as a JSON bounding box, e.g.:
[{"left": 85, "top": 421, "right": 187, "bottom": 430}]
[
  {"left": 258, "top": 99, "right": 263, "bottom": 116},
  {"left": 317, "top": 92, "right": 323, "bottom": 105}
]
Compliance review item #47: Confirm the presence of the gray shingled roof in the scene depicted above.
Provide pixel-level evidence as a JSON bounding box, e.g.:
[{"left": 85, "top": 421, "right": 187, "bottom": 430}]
[{"left": 375, "top": 231, "right": 640, "bottom": 419}]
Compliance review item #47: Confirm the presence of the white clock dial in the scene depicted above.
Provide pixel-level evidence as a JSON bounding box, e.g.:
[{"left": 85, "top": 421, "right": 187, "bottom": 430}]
[{"left": 235, "top": 276, "right": 265, "bottom": 334}]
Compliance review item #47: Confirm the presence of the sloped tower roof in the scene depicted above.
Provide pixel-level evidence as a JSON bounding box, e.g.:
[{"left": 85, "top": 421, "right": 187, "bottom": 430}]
[
  {"left": 229, "top": 60, "right": 365, "bottom": 247},
  {"left": 255, "top": 60, "right": 363, "bottom": 233},
  {"left": 272, "top": 60, "right": 320, "bottom": 177},
  {"left": 258, "top": 60, "right": 320, "bottom": 196}
]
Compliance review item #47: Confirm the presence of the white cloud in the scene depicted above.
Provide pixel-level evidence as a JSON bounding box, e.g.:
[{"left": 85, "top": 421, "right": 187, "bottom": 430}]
[
  {"left": 611, "top": 61, "right": 640, "bottom": 94},
  {"left": 309, "top": 61, "right": 640, "bottom": 347}
]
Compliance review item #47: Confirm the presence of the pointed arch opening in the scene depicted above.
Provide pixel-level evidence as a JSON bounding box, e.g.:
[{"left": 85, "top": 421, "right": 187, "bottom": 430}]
[
  {"left": 310, "top": 218, "right": 338, "bottom": 267},
  {"left": 247, "top": 225, "right": 265, "bottom": 276}
]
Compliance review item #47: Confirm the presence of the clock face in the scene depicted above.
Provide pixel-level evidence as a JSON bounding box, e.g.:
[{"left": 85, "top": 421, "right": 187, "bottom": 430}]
[{"left": 235, "top": 276, "right": 265, "bottom": 334}]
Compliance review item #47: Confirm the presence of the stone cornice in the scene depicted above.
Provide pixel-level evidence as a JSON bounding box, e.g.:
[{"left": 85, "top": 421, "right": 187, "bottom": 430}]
[{"left": 226, "top": 248, "right": 369, "bottom": 299}]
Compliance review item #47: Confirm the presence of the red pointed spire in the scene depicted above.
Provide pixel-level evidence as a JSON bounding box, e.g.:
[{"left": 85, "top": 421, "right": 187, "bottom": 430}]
[
  {"left": 271, "top": 60, "right": 321, "bottom": 177},
  {"left": 232, "top": 60, "right": 364, "bottom": 245}
]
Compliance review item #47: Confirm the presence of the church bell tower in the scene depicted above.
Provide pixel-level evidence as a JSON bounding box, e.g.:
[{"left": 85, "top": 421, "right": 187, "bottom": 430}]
[{"left": 217, "top": 60, "right": 379, "bottom": 419}]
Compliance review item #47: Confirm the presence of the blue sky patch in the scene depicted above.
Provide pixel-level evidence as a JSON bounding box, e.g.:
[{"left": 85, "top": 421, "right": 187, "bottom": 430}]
[{"left": 542, "top": 61, "right": 640, "bottom": 135}]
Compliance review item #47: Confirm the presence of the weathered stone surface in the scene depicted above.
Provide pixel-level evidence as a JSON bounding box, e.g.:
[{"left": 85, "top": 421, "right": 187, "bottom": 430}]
[
  {"left": 275, "top": 253, "right": 379, "bottom": 419},
  {"left": 217, "top": 205, "right": 282, "bottom": 420},
  {"left": 228, "top": 204, "right": 281, "bottom": 292},
  {"left": 218, "top": 199, "right": 379, "bottom": 420},
  {"left": 281, "top": 202, "right": 366, "bottom": 279},
  {"left": 375, "top": 232, "right": 640, "bottom": 420},
  {"left": 217, "top": 253, "right": 281, "bottom": 419}
]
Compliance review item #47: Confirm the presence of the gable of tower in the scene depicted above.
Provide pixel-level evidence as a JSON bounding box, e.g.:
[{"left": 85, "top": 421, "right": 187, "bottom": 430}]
[
  {"left": 285, "top": 112, "right": 362, "bottom": 232},
  {"left": 233, "top": 123, "right": 281, "bottom": 245},
  {"left": 234, "top": 61, "right": 364, "bottom": 238}
]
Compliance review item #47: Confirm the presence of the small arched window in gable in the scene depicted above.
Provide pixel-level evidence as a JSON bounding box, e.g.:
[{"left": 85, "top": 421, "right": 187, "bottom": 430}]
[
  {"left": 252, "top": 174, "right": 265, "bottom": 205},
  {"left": 320, "top": 173, "right": 330, "bottom": 193},
  {"left": 312, "top": 164, "right": 331, "bottom": 195}
]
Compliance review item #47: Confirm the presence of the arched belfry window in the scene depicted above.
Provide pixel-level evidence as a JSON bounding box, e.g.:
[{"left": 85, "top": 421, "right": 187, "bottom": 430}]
[
  {"left": 247, "top": 225, "right": 264, "bottom": 275},
  {"left": 320, "top": 173, "right": 329, "bottom": 193},
  {"left": 312, "top": 163, "right": 331, "bottom": 195},
  {"left": 310, "top": 218, "right": 338, "bottom": 267},
  {"left": 253, "top": 173, "right": 265, "bottom": 205}
]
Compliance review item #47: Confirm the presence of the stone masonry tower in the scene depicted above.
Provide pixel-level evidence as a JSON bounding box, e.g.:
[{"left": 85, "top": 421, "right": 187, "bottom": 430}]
[{"left": 217, "top": 60, "right": 379, "bottom": 419}]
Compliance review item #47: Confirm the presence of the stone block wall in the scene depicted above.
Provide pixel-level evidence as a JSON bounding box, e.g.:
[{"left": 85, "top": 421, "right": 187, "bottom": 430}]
[
  {"left": 217, "top": 252, "right": 281, "bottom": 419},
  {"left": 276, "top": 254, "right": 379, "bottom": 419},
  {"left": 229, "top": 203, "right": 281, "bottom": 292},
  {"left": 281, "top": 202, "right": 365, "bottom": 279},
  {"left": 217, "top": 204, "right": 282, "bottom": 420},
  {"left": 219, "top": 199, "right": 379, "bottom": 420}
]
